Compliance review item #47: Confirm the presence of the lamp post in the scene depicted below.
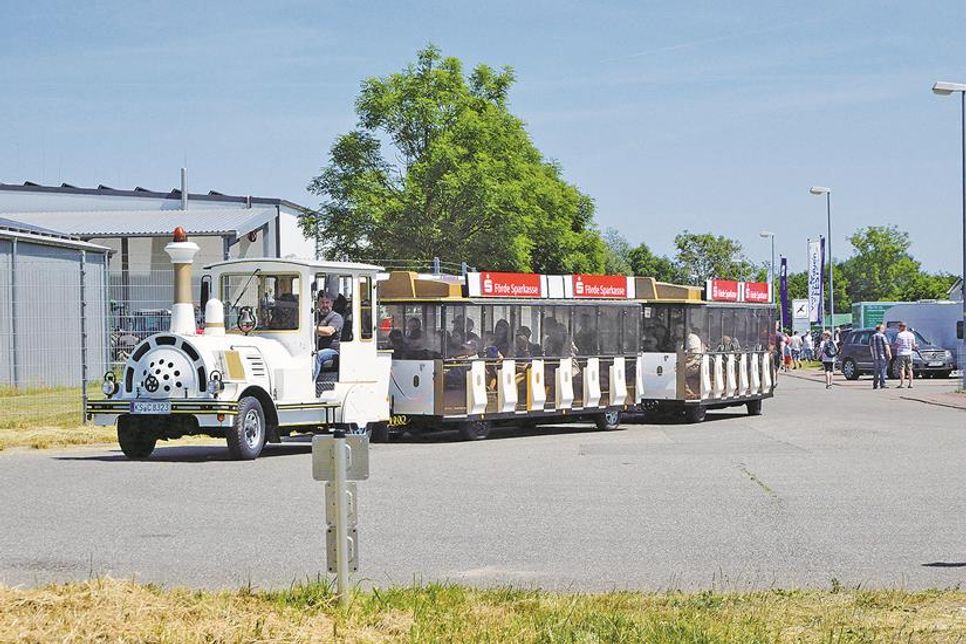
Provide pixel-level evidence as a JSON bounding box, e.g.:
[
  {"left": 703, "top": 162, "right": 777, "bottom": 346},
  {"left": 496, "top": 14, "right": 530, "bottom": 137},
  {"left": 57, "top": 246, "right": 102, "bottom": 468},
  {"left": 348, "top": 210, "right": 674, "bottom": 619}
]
[
  {"left": 759, "top": 231, "right": 775, "bottom": 302},
  {"left": 932, "top": 81, "right": 966, "bottom": 390},
  {"left": 809, "top": 186, "right": 833, "bottom": 333}
]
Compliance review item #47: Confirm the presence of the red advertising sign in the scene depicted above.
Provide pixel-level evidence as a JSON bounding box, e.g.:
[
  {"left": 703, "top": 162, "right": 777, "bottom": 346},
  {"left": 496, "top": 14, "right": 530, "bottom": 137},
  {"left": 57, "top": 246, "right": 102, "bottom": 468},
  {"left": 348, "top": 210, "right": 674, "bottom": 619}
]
[
  {"left": 572, "top": 274, "right": 628, "bottom": 298},
  {"left": 743, "top": 281, "right": 771, "bottom": 303},
  {"left": 479, "top": 271, "right": 543, "bottom": 298},
  {"left": 707, "top": 278, "right": 740, "bottom": 302}
]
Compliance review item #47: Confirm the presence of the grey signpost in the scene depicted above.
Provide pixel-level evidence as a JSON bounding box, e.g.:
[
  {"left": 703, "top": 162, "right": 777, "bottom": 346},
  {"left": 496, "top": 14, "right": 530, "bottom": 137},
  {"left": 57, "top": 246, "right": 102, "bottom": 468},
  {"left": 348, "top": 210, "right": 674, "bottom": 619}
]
[{"left": 312, "top": 431, "right": 369, "bottom": 607}]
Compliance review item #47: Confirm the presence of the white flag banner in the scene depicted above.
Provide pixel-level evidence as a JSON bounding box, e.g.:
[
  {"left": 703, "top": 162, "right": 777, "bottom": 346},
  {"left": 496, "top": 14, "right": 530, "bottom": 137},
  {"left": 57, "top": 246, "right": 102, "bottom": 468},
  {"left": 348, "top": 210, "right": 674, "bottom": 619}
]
[{"left": 807, "top": 239, "right": 824, "bottom": 324}]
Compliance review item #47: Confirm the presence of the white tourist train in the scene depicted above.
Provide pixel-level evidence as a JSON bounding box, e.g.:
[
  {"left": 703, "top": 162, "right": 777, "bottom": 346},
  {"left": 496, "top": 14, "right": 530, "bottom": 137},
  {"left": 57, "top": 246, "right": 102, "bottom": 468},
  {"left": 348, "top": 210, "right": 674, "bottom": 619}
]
[{"left": 88, "top": 229, "right": 775, "bottom": 459}]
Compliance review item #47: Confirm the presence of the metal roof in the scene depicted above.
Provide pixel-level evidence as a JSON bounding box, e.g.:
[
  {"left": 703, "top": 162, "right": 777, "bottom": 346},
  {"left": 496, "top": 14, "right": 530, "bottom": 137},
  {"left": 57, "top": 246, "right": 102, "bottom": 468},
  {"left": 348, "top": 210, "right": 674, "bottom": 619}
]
[
  {"left": 1, "top": 208, "right": 278, "bottom": 239},
  {"left": 0, "top": 181, "right": 311, "bottom": 213},
  {"left": 0, "top": 217, "right": 112, "bottom": 253}
]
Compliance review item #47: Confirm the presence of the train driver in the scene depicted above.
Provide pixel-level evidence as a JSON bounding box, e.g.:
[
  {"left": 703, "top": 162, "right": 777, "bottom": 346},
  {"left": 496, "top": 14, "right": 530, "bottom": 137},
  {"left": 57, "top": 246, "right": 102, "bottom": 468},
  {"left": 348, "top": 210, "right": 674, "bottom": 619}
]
[{"left": 313, "top": 292, "right": 344, "bottom": 379}]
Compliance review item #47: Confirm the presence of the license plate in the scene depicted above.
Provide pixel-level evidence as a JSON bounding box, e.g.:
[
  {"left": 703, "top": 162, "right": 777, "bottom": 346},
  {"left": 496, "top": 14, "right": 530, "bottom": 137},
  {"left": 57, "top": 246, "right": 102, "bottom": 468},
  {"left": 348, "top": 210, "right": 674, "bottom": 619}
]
[
  {"left": 928, "top": 361, "right": 944, "bottom": 367},
  {"left": 130, "top": 400, "right": 171, "bottom": 415}
]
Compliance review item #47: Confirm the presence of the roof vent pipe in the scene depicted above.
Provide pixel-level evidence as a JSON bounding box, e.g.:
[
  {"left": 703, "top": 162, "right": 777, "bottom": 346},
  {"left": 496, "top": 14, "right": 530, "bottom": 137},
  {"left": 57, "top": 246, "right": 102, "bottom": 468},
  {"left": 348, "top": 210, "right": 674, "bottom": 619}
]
[{"left": 180, "top": 167, "right": 188, "bottom": 210}]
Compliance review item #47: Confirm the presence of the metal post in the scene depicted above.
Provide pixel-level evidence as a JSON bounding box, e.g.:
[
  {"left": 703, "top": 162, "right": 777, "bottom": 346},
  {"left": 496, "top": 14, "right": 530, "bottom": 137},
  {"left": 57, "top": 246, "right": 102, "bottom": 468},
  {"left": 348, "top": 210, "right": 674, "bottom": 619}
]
[
  {"left": 10, "top": 237, "right": 18, "bottom": 388},
  {"left": 331, "top": 430, "right": 350, "bottom": 607},
  {"left": 432, "top": 256, "right": 441, "bottom": 275},
  {"left": 826, "top": 193, "right": 834, "bottom": 335},
  {"left": 770, "top": 235, "right": 775, "bottom": 305},
  {"left": 80, "top": 250, "right": 89, "bottom": 425},
  {"left": 961, "top": 91, "right": 966, "bottom": 390}
]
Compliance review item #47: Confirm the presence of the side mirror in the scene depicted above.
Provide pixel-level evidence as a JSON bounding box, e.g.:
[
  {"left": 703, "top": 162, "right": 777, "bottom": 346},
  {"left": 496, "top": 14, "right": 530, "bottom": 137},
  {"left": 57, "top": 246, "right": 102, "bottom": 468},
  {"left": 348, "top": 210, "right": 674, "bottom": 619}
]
[{"left": 200, "top": 278, "right": 210, "bottom": 311}]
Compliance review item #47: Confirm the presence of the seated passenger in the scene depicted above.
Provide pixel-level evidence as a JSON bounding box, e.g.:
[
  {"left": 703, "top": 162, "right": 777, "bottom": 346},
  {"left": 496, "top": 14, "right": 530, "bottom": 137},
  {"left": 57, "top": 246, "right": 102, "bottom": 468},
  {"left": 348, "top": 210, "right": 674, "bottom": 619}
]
[
  {"left": 517, "top": 326, "right": 542, "bottom": 357},
  {"left": 268, "top": 278, "right": 299, "bottom": 329},
  {"left": 313, "top": 293, "right": 344, "bottom": 379}
]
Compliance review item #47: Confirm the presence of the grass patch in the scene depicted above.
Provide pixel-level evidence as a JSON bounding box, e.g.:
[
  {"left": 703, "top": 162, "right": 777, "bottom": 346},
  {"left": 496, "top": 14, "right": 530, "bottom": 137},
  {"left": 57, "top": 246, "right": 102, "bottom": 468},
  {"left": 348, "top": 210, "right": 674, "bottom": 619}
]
[
  {"left": 2, "top": 578, "right": 966, "bottom": 642},
  {"left": 0, "top": 385, "right": 88, "bottom": 430}
]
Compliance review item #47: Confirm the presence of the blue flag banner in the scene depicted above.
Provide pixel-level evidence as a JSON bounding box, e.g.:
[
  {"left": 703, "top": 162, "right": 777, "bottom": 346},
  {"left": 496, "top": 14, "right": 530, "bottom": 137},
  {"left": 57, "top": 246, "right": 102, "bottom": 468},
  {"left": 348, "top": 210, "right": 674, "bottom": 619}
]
[
  {"left": 779, "top": 256, "right": 789, "bottom": 330},
  {"left": 807, "top": 238, "right": 824, "bottom": 325}
]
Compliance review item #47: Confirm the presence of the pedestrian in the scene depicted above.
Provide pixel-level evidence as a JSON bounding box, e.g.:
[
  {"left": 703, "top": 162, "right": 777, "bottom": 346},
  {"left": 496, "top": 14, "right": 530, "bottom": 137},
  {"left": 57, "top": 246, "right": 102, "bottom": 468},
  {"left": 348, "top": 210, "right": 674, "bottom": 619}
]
[
  {"left": 802, "top": 331, "right": 814, "bottom": 361},
  {"left": 818, "top": 330, "right": 837, "bottom": 389},
  {"left": 892, "top": 321, "right": 918, "bottom": 389},
  {"left": 869, "top": 323, "right": 891, "bottom": 390},
  {"left": 789, "top": 331, "right": 803, "bottom": 369},
  {"left": 782, "top": 331, "right": 793, "bottom": 372}
]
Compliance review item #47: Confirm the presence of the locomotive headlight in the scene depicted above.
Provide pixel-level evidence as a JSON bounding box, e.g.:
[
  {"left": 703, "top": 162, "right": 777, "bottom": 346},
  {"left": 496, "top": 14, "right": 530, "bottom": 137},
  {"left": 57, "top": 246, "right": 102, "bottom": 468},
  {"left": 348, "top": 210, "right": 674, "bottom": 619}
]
[
  {"left": 101, "top": 371, "right": 119, "bottom": 397},
  {"left": 207, "top": 370, "right": 225, "bottom": 394}
]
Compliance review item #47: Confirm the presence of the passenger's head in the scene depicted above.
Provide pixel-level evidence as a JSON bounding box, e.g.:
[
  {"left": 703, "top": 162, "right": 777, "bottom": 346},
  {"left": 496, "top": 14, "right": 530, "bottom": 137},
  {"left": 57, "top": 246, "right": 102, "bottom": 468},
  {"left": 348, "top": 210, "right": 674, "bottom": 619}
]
[
  {"left": 406, "top": 317, "right": 422, "bottom": 336},
  {"left": 388, "top": 328, "right": 403, "bottom": 346},
  {"left": 317, "top": 293, "right": 333, "bottom": 314},
  {"left": 519, "top": 326, "right": 532, "bottom": 339}
]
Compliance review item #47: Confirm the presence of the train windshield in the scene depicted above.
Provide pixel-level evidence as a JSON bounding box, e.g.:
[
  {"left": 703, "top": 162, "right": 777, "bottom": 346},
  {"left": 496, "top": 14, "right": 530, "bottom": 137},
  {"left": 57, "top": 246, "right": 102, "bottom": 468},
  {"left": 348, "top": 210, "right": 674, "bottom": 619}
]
[{"left": 221, "top": 273, "right": 301, "bottom": 331}]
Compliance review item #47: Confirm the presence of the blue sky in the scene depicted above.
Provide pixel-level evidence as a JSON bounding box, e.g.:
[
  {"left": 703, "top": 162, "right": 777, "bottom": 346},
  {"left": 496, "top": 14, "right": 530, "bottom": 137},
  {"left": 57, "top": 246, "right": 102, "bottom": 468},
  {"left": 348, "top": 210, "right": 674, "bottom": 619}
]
[{"left": 2, "top": 1, "right": 964, "bottom": 274}]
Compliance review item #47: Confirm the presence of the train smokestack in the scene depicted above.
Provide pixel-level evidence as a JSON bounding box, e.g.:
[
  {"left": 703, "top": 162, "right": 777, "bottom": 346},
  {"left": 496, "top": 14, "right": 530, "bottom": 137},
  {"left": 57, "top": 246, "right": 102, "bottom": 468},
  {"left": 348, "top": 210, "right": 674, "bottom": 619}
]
[{"left": 164, "top": 226, "right": 200, "bottom": 334}]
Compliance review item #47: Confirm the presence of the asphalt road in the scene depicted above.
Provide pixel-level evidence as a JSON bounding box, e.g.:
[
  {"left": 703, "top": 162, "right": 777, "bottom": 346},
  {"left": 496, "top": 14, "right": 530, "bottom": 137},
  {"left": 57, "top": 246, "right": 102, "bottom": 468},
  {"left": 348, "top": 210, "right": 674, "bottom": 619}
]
[{"left": 1, "top": 373, "right": 964, "bottom": 592}]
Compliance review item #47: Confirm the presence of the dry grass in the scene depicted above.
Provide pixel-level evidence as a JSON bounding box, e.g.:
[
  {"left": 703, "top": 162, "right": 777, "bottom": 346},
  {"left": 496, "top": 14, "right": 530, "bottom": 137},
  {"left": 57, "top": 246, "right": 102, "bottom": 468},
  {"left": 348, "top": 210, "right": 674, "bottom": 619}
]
[
  {"left": 3, "top": 578, "right": 966, "bottom": 642},
  {"left": 0, "top": 385, "right": 87, "bottom": 430}
]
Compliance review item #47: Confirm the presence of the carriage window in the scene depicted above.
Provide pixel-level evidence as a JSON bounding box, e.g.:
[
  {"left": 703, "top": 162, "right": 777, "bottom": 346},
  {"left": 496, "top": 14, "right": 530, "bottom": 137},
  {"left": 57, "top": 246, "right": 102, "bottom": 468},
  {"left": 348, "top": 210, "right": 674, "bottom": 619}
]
[
  {"left": 685, "top": 306, "right": 708, "bottom": 354},
  {"left": 542, "top": 305, "right": 572, "bottom": 357},
  {"left": 481, "top": 305, "right": 512, "bottom": 359},
  {"left": 513, "top": 305, "right": 543, "bottom": 358},
  {"left": 221, "top": 273, "right": 300, "bottom": 332},
  {"left": 598, "top": 305, "right": 621, "bottom": 355},
  {"left": 444, "top": 305, "right": 478, "bottom": 359},
  {"left": 315, "top": 273, "right": 354, "bottom": 342},
  {"left": 359, "top": 276, "right": 373, "bottom": 340},
  {"left": 622, "top": 306, "right": 641, "bottom": 353},
  {"left": 573, "top": 306, "right": 598, "bottom": 356}
]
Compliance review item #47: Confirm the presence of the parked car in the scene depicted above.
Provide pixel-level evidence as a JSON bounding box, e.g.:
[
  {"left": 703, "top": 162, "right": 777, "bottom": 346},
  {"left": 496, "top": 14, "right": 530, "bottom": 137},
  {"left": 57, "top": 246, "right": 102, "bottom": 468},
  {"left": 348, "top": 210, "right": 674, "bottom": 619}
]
[{"left": 836, "top": 328, "right": 956, "bottom": 380}]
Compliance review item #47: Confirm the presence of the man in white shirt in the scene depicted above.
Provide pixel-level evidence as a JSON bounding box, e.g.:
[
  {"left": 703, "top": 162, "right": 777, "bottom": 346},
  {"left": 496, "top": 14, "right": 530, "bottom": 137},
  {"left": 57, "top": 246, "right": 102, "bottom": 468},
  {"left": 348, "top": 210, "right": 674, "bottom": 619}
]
[
  {"left": 892, "top": 321, "right": 919, "bottom": 389},
  {"left": 789, "top": 332, "right": 803, "bottom": 368}
]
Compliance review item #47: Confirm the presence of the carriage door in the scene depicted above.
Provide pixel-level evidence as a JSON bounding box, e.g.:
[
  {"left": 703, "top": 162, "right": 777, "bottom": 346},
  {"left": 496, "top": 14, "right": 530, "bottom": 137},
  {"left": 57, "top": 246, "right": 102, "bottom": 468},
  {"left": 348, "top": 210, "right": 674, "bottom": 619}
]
[{"left": 641, "top": 305, "right": 678, "bottom": 399}]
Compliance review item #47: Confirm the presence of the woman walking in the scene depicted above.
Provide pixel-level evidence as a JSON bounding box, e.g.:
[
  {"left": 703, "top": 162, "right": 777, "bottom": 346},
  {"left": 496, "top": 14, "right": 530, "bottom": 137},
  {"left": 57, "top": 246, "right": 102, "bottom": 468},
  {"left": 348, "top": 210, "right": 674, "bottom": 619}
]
[{"left": 817, "top": 330, "right": 837, "bottom": 389}]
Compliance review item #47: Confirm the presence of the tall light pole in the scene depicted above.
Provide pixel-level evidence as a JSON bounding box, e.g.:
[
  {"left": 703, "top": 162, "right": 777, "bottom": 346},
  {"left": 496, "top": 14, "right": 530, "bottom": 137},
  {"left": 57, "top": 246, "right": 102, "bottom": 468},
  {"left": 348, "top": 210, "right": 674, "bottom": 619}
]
[
  {"left": 932, "top": 81, "right": 966, "bottom": 390},
  {"left": 810, "top": 186, "right": 833, "bottom": 333},
  {"left": 759, "top": 231, "right": 775, "bottom": 303}
]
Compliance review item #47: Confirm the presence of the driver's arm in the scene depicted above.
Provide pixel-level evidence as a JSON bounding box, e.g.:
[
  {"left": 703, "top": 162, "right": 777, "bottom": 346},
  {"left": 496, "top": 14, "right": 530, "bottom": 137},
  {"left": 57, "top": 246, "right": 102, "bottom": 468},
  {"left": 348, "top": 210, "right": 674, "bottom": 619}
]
[{"left": 317, "top": 324, "right": 337, "bottom": 336}]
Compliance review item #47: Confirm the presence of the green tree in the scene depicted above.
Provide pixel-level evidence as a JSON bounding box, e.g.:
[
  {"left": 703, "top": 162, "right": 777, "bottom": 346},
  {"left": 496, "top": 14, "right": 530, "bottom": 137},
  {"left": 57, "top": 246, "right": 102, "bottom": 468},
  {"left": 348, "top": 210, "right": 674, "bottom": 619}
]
[
  {"left": 672, "top": 231, "right": 757, "bottom": 285},
  {"left": 627, "top": 242, "right": 681, "bottom": 283},
  {"left": 602, "top": 227, "right": 632, "bottom": 275},
  {"left": 303, "top": 45, "right": 605, "bottom": 273}
]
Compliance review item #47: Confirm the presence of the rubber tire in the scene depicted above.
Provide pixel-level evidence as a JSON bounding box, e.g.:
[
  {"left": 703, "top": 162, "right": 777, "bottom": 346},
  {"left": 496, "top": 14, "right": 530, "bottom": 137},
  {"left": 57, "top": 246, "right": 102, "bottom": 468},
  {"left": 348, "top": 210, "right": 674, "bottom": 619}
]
[
  {"left": 746, "top": 399, "right": 763, "bottom": 416},
  {"left": 117, "top": 416, "right": 157, "bottom": 459},
  {"left": 842, "top": 358, "right": 859, "bottom": 381},
  {"left": 459, "top": 420, "right": 491, "bottom": 441},
  {"left": 226, "top": 396, "right": 267, "bottom": 460},
  {"left": 684, "top": 405, "right": 707, "bottom": 424},
  {"left": 888, "top": 360, "right": 900, "bottom": 380},
  {"left": 367, "top": 422, "right": 389, "bottom": 443},
  {"left": 595, "top": 409, "right": 622, "bottom": 430}
]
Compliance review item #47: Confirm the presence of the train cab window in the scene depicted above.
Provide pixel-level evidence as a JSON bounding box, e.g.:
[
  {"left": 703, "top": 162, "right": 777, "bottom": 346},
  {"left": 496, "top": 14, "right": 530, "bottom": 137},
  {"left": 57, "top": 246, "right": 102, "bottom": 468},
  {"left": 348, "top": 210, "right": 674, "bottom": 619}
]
[
  {"left": 359, "top": 276, "right": 373, "bottom": 340},
  {"left": 221, "top": 273, "right": 300, "bottom": 332}
]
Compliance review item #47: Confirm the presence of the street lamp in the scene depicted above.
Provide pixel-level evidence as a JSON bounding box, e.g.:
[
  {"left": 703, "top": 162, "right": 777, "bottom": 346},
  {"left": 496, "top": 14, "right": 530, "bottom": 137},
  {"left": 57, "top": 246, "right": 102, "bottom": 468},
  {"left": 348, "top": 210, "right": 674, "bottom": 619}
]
[
  {"left": 809, "top": 186, "right": 833, "bottom": 333},
  {"left": 931, "top": 80, "right": 966, "bottom": 389},
  {"left": 759, "top": 231, "right": 775, "bottom": 304}
]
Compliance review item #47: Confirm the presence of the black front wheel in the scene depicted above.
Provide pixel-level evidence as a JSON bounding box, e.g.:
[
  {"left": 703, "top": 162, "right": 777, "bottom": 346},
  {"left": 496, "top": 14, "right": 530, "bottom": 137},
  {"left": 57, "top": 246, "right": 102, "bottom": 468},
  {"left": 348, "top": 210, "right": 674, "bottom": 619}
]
[
  {"left": 459, "top": 420, "right": 491, "bottom": 441},
  {"left": 226, "top": 396, "right": 267, "bottom": 460},
  {"left": 746, "top": 399, "right": 763, "bottom": 416},
  {"left": 117, "top": 416, "right": 157, "bottom": 459},
  {"left": 684, "top": 405, "right": 707, "bottom": 424},
  {"left": 595, "top": 409, "right": 622, "bottom": 430}
]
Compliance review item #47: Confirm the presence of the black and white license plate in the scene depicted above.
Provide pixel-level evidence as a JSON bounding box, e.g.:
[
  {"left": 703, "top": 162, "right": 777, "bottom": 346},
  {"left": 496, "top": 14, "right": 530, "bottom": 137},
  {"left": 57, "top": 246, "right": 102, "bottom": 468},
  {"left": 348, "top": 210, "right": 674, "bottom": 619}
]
[
  {"left": 928, "top": 361, "right": 944, "bottom": 367},
  {"left": 130, "top": 400, "right": 171, "bottom": 415}
]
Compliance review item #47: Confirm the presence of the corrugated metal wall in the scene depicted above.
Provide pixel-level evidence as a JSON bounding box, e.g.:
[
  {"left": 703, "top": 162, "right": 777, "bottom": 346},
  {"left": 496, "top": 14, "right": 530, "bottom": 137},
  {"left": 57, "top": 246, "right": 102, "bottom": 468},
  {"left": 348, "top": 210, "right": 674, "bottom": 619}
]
[{"left": 0, "top": 238, "right": 108, "bottom": 388}]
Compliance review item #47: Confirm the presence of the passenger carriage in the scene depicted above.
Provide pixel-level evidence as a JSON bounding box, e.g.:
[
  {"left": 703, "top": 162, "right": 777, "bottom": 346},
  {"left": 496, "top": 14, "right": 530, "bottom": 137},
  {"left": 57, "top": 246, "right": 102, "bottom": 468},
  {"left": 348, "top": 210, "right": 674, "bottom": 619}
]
[
  {"left": 635, "top": 277, "right": 776, "bottom": 422},
  {"left": 377, "top": 271, "right": 643, "bottom": 440}
]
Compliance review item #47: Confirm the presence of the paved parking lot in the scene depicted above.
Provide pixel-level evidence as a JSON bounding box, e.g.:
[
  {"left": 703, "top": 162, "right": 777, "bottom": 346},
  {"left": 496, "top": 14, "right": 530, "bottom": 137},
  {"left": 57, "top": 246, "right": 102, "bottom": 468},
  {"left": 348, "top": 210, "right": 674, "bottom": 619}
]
[{"left": 1, "top": 373, "right": 963, "bottom": 592}]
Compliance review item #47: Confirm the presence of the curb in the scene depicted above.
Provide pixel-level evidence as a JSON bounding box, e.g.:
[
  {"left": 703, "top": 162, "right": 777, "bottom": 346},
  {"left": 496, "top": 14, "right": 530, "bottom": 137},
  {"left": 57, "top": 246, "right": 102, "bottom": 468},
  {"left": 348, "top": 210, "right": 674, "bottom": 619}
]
[{"left": 898, "top": 395, "right": 966, "bottom": 411}]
